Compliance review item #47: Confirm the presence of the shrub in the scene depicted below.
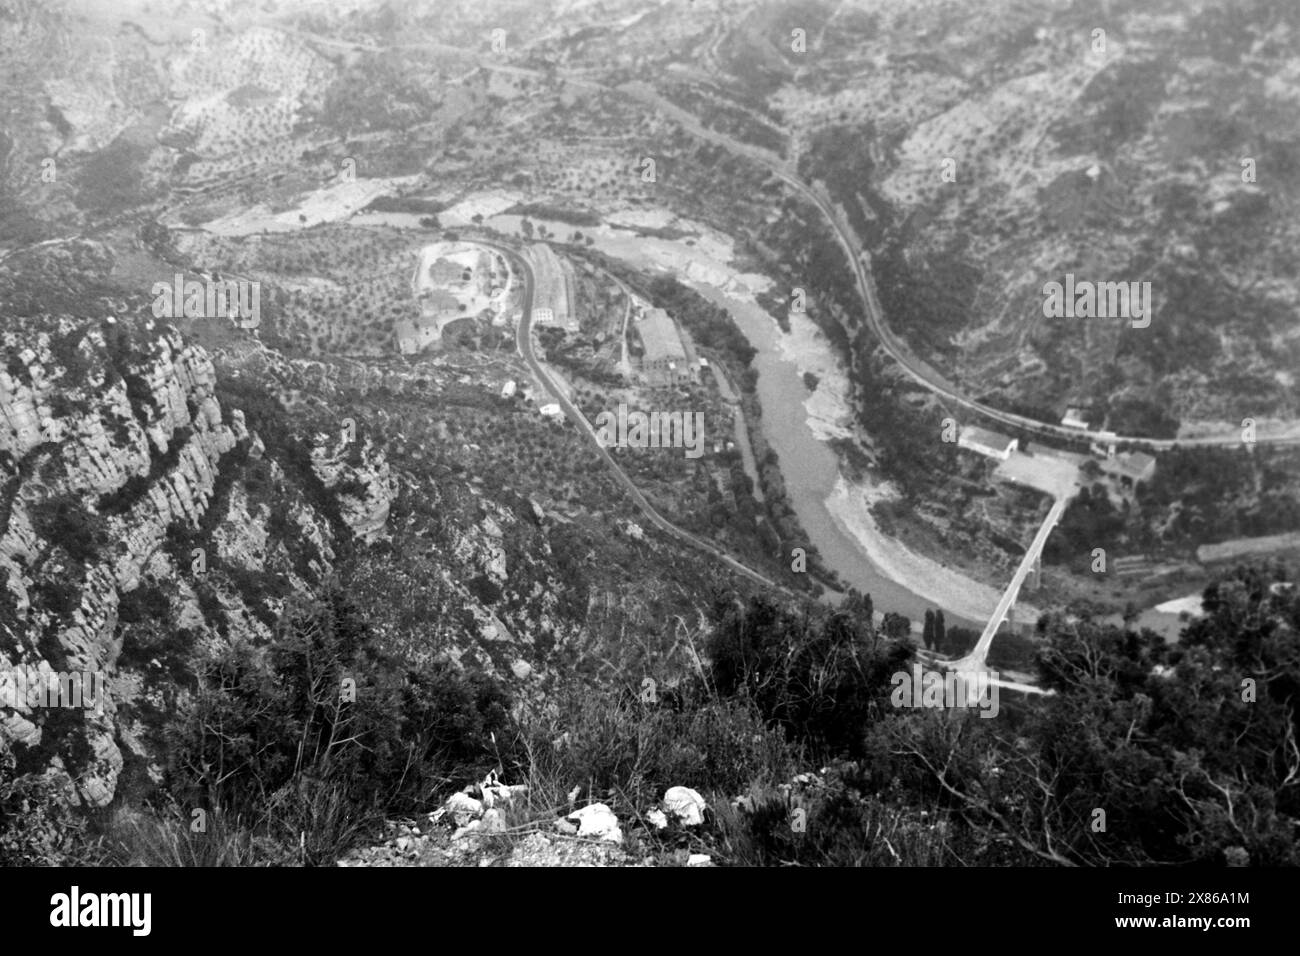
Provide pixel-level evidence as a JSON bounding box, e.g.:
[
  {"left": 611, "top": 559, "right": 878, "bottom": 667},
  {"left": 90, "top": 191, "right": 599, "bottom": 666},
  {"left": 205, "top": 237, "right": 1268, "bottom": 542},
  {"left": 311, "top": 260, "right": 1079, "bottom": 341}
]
[
  {"left": 713, "top": 766, "right": 954, "bottom": 867},
  {"left": 94, "top": 803, "right": 290, "bottom": 867},
  {"left": 512, "top": 682, "right": 794, "bottom": 816},
  {"left": 159, "top": 587, "right": 515, "bottom": 862},
  {"left": 707, "top": 597, "right": 911, "bottom": 757},
  {"left": 28, "top": 495, "right": 109, "bottom": 565},
  {"left": 0, "top": 752, "right": 88, "bottom": 866}
]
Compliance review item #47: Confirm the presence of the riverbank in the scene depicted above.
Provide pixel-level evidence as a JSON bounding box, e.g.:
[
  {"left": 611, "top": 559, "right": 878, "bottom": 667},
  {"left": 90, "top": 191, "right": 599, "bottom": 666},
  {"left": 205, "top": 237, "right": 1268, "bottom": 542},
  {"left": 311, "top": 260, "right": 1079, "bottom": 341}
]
[
  {"left": 349, "top": 195, "right": 1054, "bottom": 629},
  {"left": 823, "top": 475, "right": 1039, "bottom": 624}
]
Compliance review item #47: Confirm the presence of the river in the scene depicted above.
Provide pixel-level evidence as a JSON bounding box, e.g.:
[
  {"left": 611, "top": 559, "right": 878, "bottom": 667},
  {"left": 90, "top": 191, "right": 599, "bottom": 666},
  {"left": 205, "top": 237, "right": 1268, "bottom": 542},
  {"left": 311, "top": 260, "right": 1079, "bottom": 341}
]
[
  {"left": 334, "top": 205, "right": 1186, "bottom": 638},
  {"left": 356, "top": 207, "right": 993, "bottom": 631},
  {"left": 687, "top": 286, "right": 986, "bottom": 628}
]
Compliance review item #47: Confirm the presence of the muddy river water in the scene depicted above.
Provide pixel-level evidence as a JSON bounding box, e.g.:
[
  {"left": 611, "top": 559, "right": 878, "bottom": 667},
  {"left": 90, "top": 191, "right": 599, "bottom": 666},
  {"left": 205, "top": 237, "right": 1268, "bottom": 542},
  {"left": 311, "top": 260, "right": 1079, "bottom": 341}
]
[{"left": 306, "top": 204, "right": 1187, "bottom": 638}]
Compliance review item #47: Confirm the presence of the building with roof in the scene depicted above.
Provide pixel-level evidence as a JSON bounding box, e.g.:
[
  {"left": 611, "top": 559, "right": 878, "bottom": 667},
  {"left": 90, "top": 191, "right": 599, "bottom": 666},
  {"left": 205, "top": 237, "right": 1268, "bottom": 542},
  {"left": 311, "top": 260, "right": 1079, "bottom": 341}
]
[
  {"left": 1099, "top": 450, "right": 1157, "bottom": 488},
  {"left": 525, "top": 243, "right": 578, "bottom": 332},
  {"left": 636, "top": 308, "right": 696, "bottom": 387},
  {"left": 1061, "top": 407, "right": 1090, "bottom": 429},
  {"left": 958, "top": 426, "right": 1019, "bottom": 461}
]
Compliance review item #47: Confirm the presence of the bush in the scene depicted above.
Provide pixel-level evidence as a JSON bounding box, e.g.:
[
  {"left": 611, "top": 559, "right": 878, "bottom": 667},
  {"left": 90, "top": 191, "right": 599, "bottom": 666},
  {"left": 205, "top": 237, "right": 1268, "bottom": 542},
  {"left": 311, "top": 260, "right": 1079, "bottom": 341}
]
[
  {"left": 714, "top": 764, "right": 954, "bottom": 867},
  {"left": 0, "top": 752, "right": 88, "bottom": 866},
  {"left": 159, "top": 587, "right": 515, "bottom": 863},
  {"left": 28, "top": 494, "right": 109, "bottom": 565},
  {"left": 707, "top": 597, "right": 912, "bottom": 758},
  {"left": 94, "top": 803, "right": 290, "bottom": 867},
  {"left": 513, "top": 684, "right": 794, "bottom": 815}
]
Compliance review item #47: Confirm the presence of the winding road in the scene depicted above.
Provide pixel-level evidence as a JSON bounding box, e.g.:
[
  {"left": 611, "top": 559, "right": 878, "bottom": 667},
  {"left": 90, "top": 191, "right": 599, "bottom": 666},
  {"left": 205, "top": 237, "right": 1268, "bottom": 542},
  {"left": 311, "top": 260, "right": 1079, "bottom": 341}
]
[
  {"left": 484, "top": 239, "right": 801, "bottom": 597},
  {"left": 481, "top": 64, "right": 1300, "bottom": 451}
]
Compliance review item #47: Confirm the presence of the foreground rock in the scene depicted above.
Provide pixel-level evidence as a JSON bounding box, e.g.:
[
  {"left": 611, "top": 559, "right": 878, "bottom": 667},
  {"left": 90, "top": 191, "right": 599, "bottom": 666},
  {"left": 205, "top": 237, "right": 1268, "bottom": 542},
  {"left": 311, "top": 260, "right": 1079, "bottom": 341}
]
[
  {"left": 663, "top": 786, "right": 708, "bottom": 826},
  {"left": 338, "top": 823, "right": 643, "bottom": 868},
  {"left": 565, "top": 803, "right": 623, "bottom": 844}
]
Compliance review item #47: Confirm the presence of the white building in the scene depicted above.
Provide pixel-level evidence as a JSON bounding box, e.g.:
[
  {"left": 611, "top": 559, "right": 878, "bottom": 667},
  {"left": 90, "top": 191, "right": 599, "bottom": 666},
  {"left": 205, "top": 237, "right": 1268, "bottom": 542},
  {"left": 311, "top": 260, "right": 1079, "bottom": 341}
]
[
  {"left": 1061, "top": 407, "right": 1089, "bottom": 429},
  {"left": 958, "top": 426, "right": 1019, "bottom": 461}
]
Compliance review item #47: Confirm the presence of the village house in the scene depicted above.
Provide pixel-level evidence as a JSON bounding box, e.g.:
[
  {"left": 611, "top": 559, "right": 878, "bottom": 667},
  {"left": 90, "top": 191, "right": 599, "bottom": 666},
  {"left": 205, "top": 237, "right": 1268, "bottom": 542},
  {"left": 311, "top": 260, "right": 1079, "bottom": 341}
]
[
  {"left": 1061, "top": 406, "right": 1090, "bottom": 429},
  {"left": 1099, "top": 450, "right": 1157, "bottom": 489},
  {"left": 957, "top": 426, "right": 1019, "bottom": 461}
]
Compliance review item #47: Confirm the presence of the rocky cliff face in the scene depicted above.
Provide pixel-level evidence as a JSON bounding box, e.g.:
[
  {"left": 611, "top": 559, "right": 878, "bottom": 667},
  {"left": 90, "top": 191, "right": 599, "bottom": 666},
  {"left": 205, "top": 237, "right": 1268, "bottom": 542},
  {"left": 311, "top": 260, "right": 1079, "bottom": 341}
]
[
  {"left": 0, "top": 312, "right": 656, "bottom": 809},
  {"left": 310, "top": 433, "right": 396, "bottom": 545},
  {"left": 0, "top": 231, "right": 735, "bottom": 812},
  {"left": 1, "top": 319, "right": 244, "bottom": 805}
]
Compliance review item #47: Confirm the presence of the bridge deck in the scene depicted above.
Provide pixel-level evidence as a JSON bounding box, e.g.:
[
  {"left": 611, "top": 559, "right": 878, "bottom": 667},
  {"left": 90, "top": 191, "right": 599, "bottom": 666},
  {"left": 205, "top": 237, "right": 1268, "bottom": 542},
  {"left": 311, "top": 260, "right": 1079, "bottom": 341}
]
[{"left": 954, "top": 495, "right": 1069, "bottom": 668}]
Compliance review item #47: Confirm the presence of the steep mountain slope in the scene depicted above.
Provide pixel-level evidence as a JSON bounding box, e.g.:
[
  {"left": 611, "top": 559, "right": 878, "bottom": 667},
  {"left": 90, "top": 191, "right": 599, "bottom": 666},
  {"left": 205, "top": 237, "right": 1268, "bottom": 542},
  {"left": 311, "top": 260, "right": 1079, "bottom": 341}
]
[{"left": 0, "top": 238, "right": 748, "bottom": 809}]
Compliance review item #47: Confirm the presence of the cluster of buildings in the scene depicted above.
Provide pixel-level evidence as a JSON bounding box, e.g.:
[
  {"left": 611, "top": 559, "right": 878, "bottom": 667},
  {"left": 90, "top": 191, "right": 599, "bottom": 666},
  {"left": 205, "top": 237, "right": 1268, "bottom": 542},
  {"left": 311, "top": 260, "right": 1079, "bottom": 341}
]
[
  {"left": 958, "top": 424, "right": 1157, "bottom": 491},
  {"left": 397, "top": 243, "right": 506, "bottom": 354}
]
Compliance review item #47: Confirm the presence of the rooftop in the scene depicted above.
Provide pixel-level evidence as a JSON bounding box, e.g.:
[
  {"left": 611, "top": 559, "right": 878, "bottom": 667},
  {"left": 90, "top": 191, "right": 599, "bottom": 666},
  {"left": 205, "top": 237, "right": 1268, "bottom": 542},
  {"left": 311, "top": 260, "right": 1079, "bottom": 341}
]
[
  {"left": 637, "top": 308, "right": 686, "bottom": 362},
  {"left": 1100, "top": 451, "right": 1157, "bottom": 480},
  {"left": 959, "top": 426, "right": 1017, "bottom": 452}
]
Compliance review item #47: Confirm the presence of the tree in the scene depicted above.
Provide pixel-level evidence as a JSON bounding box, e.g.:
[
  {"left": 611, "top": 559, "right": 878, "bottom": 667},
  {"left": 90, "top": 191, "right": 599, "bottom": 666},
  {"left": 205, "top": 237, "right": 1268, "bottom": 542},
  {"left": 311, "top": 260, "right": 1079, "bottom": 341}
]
[
  {"left": 922, "top": 610, "right": 935, "bottom": 650},
  {"left": 707, "top": 595, "right": 910, "bottom": 758},
  {"left": 881, "top": 612, "right": 911, "bottom": 641},
  {"left": 933, "top": 610, "right": 946, "bottom": 650},
  {"left": 894, "top": 566, "right": 1300, "bottom": 866}
]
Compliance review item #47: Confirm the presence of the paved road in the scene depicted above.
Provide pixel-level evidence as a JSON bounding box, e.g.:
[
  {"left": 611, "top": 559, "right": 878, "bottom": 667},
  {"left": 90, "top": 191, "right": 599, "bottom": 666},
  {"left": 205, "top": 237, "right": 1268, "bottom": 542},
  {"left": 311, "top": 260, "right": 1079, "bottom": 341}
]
[
  {"left": 485, "top": 239, "right": 799, "bottom": 596},
  {"left": 751, "top": 160, "right": 1299, "bottom": 450},
  {"left": 477, "top": 64, "right": 1300, "bottom": 451},
  {"left": 8, "top": 39, "right": 1293, "bottom": 449}
]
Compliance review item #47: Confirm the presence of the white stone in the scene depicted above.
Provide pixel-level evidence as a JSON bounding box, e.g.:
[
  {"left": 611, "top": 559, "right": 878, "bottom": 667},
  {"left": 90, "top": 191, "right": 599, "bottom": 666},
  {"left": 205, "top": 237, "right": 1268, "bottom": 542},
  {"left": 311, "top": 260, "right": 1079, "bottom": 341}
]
[
  {"left": 566, "top": 803, "right": 623, "bottom": 844},
  {"left": 687, "top": 854, "right": 713, "bottom": 867},
  {"left": 452, "top": 820, "right": 482, "bottom": 840},
  {"left": 445, "top": 791, "right": 484, "bottom": 826},
  {"left": 663, "top": 786, "right": 707, "bottom": 826}
]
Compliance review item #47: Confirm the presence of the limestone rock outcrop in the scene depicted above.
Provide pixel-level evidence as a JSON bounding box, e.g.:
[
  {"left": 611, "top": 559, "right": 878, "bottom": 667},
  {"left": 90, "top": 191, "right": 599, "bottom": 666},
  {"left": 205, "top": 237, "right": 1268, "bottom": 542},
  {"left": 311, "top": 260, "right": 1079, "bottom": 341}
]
[{"left": 0, "top": 320, "right": 242, "bottom": 807}]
